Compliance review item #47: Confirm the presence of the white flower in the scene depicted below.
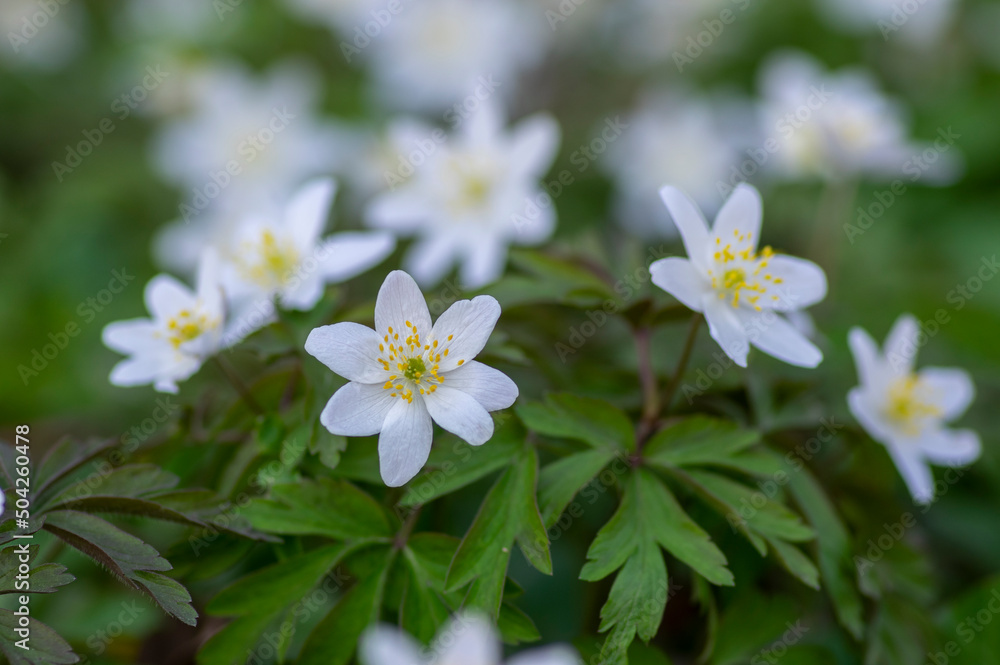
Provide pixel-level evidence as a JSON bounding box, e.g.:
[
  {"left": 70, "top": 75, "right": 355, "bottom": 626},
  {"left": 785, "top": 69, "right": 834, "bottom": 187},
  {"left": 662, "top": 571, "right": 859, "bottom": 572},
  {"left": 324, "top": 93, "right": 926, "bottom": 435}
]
[
  {"left": 366, "top": 101, "right": 560, "bottom": 289},
  {"left": 360, "top": 614, "right": 580, "bottom": 665},
  {"left": 305, "top": 271, "right": 518, "bottom": 487},
  {"left": 0, "top": 0, "right": 87, "bottom": 70},
  {"left": 151, "top": 60, "right": 344, "bottom": 230},
  {"left": 219, "top": 178, "right": 395, "bottom": 338},
  {"left": 847, "top": 315, "right": 980, "bottom": 505},
  {"left": 650, "top": 184, "right": 828, "bottom": 368},
  {"left": 814, "top": 0, "right": 957, "bottom": 46},
  {"left": 102, "top": 252, "right": 226, "bottom": 394},
  {"left": 757, "top": 51, "right": 960, "bottom": 182},
  {"left": 603, "top": 90, "right": 747, "bottom": 238},
  {"left": 367, "top": 0, "right": 548, "bottom": 112}
]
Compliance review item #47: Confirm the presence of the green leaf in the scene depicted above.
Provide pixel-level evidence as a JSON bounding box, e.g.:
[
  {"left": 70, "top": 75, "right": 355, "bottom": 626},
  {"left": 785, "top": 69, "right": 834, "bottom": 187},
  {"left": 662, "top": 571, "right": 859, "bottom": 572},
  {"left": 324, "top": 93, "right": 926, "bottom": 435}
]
[
  {"left": 766, "top": 537, "right": 820, "bottom": 589},
  {"left": 208, "top": 544, "right": 350, "bottom": 616},
  {"left": 683, "top": 470, "right": 815, "bottom": 546},
  {"left": 582, "top": 471, "right": 732, "bottom": 664},
  {"left": 644, "top": 417, "right": 760, "bottom": 468},
  {"left": 582, "top": 470, "right": 732, "bottom": 586},
  {"left": 243, "top": 478, "right": 392, "bottom": 540},
  {"left": 399, "top": 427, "right": 522, "bottom": 507},
  {"left": 517, "top": 393, "right": 635, "bottom": 451},
  {"left": 200, "top": 544, "right": 353, "bottom": 665},
  {"left": 298, "top": 548, "right": 396, "bottom": 665},
  {"left": 42, "top": 510, "right": 197, "bottom": 625},
  {"left": 310, "top": 425, "right": 347, "bottom": 471},
  {"left": 446, "top": 445, "right": 550, "bottom": 612},
  {"left": 0, "top": 610, "right": 78, "bottom": 665},
  {"left": 787, "top": 470, "right": 864, "bottom": 637},
  {"left": 538, "top": 448, "right": 619, "bottom": 528},
  {"left": 497, "top": 602, "right": 541, "bottom": 645},
  {"left": 39, "top": 464, "right": 179, "bottom": 512},
  {"left": 400, "top": 549, "right": 452, "bottom": 644},
  {"left": 0, "top": 546, "right": 74, "bottom": 594},
  {"left": 709, "top": 593, "right": 800, "bottom": 665}
]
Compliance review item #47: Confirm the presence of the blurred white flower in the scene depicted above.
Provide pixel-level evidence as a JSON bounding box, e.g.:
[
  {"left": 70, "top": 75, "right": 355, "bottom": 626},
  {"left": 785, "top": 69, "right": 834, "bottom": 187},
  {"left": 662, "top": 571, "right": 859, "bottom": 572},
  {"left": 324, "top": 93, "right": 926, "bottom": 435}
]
[
  {"left": 757, "top": 51, "right": 960, "bottom": 182},
  {"left": 603, "top": 91, "right": 746, "bottom": 238},
  {"left": 815, "top": 0, "right": 957, "bottom": 46},
  {"left": 361, "top": 614, "right": 581, "bottom": 665},
  {"left": 651, "top": 184, "right": 827, "bottom": 368},
  {"left": 0, "top": 0, "right": 87, "bottom": 70},
  {"left": 102, "top": 252, "right": 226, "bottom": 394},
  {"left": 367, "top": 0, "right": 548, "bottom": 112},
  {"left": 151, "top": 60, "right": 344, "bottom": 228},
  {"left": 366, "top": 101, "right": 560, "bottom": 289},
  {"left": 848, "top": 315, "right": 980, "bottom": 505},
  {"left": 219, "top": 178, "right": 395, "bottom": 337},
  {"left": 306, "top": 271, "right": 518, "bottom": 487}
]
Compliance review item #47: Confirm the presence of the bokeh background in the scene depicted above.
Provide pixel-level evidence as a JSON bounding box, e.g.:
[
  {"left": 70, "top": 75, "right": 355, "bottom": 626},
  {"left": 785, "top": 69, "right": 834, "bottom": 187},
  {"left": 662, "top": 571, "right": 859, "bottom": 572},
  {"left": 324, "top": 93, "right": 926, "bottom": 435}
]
[{"left": 1, "top": 0, "right": 999, "bottom": 663}]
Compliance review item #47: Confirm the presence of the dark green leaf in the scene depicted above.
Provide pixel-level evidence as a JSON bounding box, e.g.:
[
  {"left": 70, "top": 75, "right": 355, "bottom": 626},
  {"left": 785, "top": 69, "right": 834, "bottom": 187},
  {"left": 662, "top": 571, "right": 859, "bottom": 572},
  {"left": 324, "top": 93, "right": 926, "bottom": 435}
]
[
  {"left": 538, "top": 448, "right": 619, "bottom": 528},
  {"left": 0, "top": 610, "right": 78, "bottom": 665},
  {"left": 644, "top": 417, "right": 760, "bottom": 469},
  {"left": 517, "top": 393, "right": 634, "bottom": 451}
]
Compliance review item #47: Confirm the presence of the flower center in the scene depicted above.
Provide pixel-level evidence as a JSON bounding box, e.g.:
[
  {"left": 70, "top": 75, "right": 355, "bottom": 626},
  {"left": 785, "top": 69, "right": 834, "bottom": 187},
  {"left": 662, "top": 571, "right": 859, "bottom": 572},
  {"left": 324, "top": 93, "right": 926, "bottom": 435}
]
[
  {"left": 707, "top": 230, "right": 783, "bottom": 310},
  {"left": 239, "top": 230, "right": 300, "bottom": 290},
  {"left": 884, "top": 375, "right": 941, "bottom": 436},
  {"left": 166, "top": 309, "right": 215, "bottom": 349},
  {"left": 376, "top": 321, "right": 465, "bottom": 404}
]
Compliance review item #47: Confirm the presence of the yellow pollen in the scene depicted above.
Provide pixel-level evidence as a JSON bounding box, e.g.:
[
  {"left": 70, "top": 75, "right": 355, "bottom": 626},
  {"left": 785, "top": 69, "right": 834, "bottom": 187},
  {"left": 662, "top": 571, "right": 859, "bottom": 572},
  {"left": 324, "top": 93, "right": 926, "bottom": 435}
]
[{"left": 884, "top": 375, "right": 942, "bottom": 435}]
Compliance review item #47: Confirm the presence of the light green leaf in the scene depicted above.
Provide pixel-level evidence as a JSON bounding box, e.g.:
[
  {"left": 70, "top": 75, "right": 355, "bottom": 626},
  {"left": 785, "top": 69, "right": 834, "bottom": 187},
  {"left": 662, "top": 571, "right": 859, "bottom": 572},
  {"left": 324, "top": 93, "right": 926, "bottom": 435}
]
[
  {"left": 644, "top": 417, "right": 760, "bottom": 469},
  {"left": 538, "top": 448, "right": 619, "bottom": 528},
  {"left": 517, "top": 393, "right": 635, "bottom": 451}
]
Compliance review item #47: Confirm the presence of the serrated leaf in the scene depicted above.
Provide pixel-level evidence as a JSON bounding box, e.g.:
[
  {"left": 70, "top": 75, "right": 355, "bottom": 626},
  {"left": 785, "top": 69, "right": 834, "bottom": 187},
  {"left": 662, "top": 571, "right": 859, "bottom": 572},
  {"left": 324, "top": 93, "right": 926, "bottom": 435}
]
[
  {"left": 446, "top": 445, "right": 550, "bottom": 608},
  {"left": 583, "top": 471, "right": 732, "bottom": 663},
  {"left": 538, "top": 448, "right": 619, "bottom": 528},
  {"left": 400, "top": 550, "right": 452, "bottom": 644},
  {"left": 0, "top": 610, "right": 78, "bottom": 665},
  {"left": 243, "top": 478, "right": 392, "bottom": 539},
  {"left": 0, "top": 546, "right": 74, "bottom": 594},
  {"left": 497, "top": 602, "right": 541, "bottom": 645},
  {"left": 644, "top": 417, "right": 760, "bottom": 468},
  {"left": 39, "top": 465, "right": 179, "bottom": 512},
  {"left": 517, "top": 393, "right": 634, "bottom": 451},
  {"left": 582, "top": 471, "right": 732, "bottom": 586},
  {"left": 684, "top": 470, "right": 815, "bottom": 545},
  {"left": 42, "top": 510, "right": 196, "bottom": 625}
]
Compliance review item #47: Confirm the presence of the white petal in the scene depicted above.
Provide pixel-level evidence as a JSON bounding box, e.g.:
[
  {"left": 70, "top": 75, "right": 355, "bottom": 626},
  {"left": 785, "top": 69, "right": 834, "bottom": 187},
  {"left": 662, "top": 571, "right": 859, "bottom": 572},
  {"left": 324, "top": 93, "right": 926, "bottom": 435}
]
[
  {"left": 320, "top": 382, "right": 397, "bottom": 437},
  {"left": 366, "top": 190, "right": 434, "bottom": 233},
  {"left": 702, "top": 295, "right": 750, "bottom": 368},
  {"left": 429, "top": 296, "right": 501, "bottom": 372},
  {"left": 406, "top": 236, "right": 460, "bottom": 287},
  {"left": 848, "top": 327, "right": 882, "bottom": 391},
  {"left": 286, "top": 178, "right": 336, "bottom": 251},
  {"left": 435, "top": 615, "right": 500, "bottom": 665},
  {"left": 280, "top": 271, "right": 325, "bottom": 311},
  {"left": 375, "top": 271, "right": 433, "bottom": 339},
  {"left": 359, "top": 626, "right": 423, "bottom": 665},
  {"left": 759, "top": 256, "right": 828, "bottom": 311},
  {"left": 439, "top": 361, "right": 518, "bottom": 412},
  {"left": 508, "top": 646, "right": 582, "bottom": 665},
  {"left": 423, "top": 384, "right": 495, "bottom": 446},
  {"left": 919, "top": 367, "right": 975, "bottom": 421},
  {"left": 711, "top": 184, "right": 762, "bottom": 249},
  {"left": 316, "top": 232, "right": 395, "bottom": 283},
  {"left": 195, "top": 249, "right": 225, "bottom": 317},
  {"left": 305, "top": 323, "right": 386, "bottom": 383},
  {"left": 459, "top": 240, "right": 507, "bottom": 290},
  {"left": 659, "top": 186, "right": 710, "bottom": 272},
  {"left": 145, "top": 275, "right": 196, "bottom": 321},
  {"left": 739, "top": 309, "right": 823, "bottom": 368},
  {"left": 885, "top": 442, "right": 935, "bottom": 505},
  {"left": 110, "top": 350, "right": 199, "bottom": 390},
  {"left": 650, "top": 257, "right": 710, "bottom": 312},
  {"left": 378, "top": 398, "right": 434, "bottom": 487},
  {"left": 885, "top": 314, "right": 920, "bottom": 375},
  {"left": 510, "top": 189, "right": 556, "bottom": 245},
  {"left": 508, "top": 113, "right": 560, "bottom": 179},
  {"left": 917, "top": 428, "right": 981, "bottom": 468},
  {"left": 102, "top": 319, "right": 161, "bottom": 355},
  {"left": 463, "top": 100, "right": 504, "bottom": 147},
  {"left": 848, "top": 387, "right": 894, "bottom": 444}
]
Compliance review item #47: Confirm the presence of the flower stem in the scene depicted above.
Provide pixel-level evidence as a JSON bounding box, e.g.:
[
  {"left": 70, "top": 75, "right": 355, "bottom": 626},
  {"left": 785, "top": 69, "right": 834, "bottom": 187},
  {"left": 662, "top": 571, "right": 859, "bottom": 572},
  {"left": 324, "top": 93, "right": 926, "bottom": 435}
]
[
  {"left": 394, "top": 505, "right": 422, "bottom": 550},
  {"left": 661, "top": 313, "right": 703, "bottom": 414},
  {"left": 212, "top": 356, "right": 264, "bottom": 416},
  {"left": 635, "top": 326, "right": 660, "bottom": 433}
]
